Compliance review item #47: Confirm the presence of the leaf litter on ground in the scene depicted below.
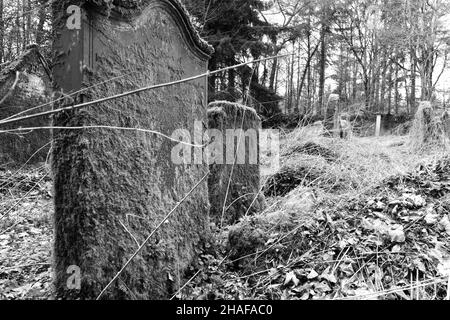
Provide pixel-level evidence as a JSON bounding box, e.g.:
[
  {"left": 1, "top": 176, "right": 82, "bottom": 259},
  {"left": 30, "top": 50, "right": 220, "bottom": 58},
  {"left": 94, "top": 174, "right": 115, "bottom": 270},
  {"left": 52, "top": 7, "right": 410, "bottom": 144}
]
[
  {"left": 0, "top": 164, "right": 53, "bottom": 300},
  {"left": 180, "top": 150, "right": 450, "bottom": 301}
]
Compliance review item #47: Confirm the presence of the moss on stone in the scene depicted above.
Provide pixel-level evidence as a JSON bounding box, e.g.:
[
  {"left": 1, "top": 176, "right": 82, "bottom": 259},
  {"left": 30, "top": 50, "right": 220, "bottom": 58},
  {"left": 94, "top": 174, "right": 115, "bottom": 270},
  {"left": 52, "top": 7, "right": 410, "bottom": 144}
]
[
  {"left": 52, "top": 1, "right": 211, "bottom": 299},
  {"left": 207, "top": 101, "right": 265, "bottom": 226},
  {"left": 0, "top": 46, "right": 52, "bottom": 164}
]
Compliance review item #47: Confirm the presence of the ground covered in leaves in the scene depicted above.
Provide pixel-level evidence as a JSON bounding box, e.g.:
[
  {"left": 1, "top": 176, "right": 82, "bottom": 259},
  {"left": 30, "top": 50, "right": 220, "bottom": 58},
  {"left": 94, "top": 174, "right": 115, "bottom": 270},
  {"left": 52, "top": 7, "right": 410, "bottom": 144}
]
[
  {"left": 1, "top": 135, "right": 449, "bottom": 300},
  {"left": 0, "top": 164, "right": 53, "bottom": 299},
  {"left": 180, "top": 136, "right": 450, "bottom": 300}
]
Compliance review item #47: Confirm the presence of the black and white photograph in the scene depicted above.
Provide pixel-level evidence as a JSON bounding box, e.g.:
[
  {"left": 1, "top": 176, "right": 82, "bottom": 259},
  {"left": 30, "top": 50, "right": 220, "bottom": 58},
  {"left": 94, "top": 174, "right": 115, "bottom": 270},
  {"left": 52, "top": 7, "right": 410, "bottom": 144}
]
[{"left": 0, "top": 0, "right": 449, "bottom": 305}]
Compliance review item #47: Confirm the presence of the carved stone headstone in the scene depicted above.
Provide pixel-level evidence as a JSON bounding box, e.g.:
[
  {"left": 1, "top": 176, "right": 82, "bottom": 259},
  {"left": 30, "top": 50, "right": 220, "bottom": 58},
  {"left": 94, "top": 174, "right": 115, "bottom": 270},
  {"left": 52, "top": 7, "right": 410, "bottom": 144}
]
[
  {"left": 207, "top": 101, "right": 265, "bottom": 226},
  {"left": 0, "top": 45, "right": 51, "bottom": 164},
  {"left": 52, "top": 0, "right": 213, "bottom": 299}
]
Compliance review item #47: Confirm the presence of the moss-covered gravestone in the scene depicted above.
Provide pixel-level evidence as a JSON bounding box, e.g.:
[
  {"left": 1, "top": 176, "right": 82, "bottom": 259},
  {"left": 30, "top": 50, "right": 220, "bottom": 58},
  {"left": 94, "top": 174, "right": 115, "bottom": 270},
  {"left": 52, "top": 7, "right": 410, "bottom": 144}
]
[
  {"left": 442, "top": 110, "right": 450, "bottom": 138},
  {"left": 207, "top": 101, "right": 265, "bottom": 226},
  {"left": 52, "top": 0, "right": 213, "bottom": 299},
  {"left": 0, "top": 45, "right": 52, "bottom": 164}
]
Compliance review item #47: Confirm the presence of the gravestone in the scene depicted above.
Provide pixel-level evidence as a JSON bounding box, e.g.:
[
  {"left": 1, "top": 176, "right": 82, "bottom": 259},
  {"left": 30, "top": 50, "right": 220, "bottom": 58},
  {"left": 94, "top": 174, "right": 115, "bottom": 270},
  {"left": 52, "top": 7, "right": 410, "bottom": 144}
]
[
  {"left": 442, "top": 110, "right": 450, "bottom": 138},
  {"left": 375, "top": 115, "right": 382, "bottom": 137},
  {"left": 326, "top": 94, "right": 340, "bottom": 133},
  {"left": 207, "top": 101, "right": 265, "bottom": 226},
  {"left": 336, "top": 113, "right": 352, "bottom": 139},
  {"left": 52, "top": 0, "right": 213, "bottom": 299},
  {"left": 312, "top": 121, "right": 325, "bottom": 136},
  {"left": 0, "top": 45, "right": 52, "bottom": 164}
]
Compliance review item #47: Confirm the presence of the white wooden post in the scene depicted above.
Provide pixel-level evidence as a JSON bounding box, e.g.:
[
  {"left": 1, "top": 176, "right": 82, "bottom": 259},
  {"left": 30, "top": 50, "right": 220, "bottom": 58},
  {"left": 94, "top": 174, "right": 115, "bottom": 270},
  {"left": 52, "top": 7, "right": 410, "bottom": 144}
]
[{"left": 375, "top": 114, "right": 382, "bottom": 137}]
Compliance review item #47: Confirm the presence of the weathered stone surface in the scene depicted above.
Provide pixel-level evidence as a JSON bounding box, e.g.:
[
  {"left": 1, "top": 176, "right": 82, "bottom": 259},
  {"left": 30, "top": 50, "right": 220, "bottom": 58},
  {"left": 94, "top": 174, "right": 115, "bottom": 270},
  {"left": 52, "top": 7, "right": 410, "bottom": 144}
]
[
  {"left": 52, "top": 0, "right": 212, "bottom": 299},
  {"left": 0, "top": 45, "right": 52, "bottom": 164},
  {"left": 442, "top": 110, "right": 450, "bottom": 138},
  {"left": 409, "top": 101, "right": 446, "bottom": 150},
  {"left": 207, "top": 101, "right": 265, "bottom": 226}
]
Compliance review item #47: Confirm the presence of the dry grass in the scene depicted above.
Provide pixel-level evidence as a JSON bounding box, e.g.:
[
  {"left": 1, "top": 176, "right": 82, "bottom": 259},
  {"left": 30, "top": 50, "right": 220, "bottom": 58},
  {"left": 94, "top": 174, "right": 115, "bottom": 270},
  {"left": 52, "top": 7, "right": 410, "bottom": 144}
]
[
  {"left": 213, "top": 126, "right": 450, "bottom": 301},
  {"left": 272, "top": 123, "right": 449, "bottom": 203},
  {"left": 257, "top": 127, "right": 434, "bottom": 251}
]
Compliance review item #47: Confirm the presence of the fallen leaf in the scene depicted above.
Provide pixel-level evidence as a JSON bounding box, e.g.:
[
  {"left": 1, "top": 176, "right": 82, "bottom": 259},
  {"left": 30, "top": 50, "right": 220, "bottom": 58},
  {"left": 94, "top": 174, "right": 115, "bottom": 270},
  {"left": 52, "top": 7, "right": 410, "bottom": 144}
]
[
  {"left": 439, "top": 216, "right": 450, "bottom": 236},
  {"left": 389, "top": 226, "right": 406, "bottom": 243},
  {"left": 284, "top": 271, "right": 299, "bottom": 287},
  {"left": 321, "top": 272, "right": 338, "bottom": 284},
  {"left": 307, "top": 269, "right": 319, "bottom": 280},
  {"left": 314, "top": 281, "right": 332, "bottom": 294}
]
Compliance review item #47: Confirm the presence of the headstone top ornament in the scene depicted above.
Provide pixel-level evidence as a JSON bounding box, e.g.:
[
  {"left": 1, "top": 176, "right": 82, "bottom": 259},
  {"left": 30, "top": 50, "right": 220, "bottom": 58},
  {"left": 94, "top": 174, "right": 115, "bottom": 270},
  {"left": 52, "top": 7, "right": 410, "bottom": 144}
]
[
  {"left": 0, "top": 45, "right": 50, "bottom": 81},
  {"left": 82, "top": 0, "right": 214, "bottom": 58}
]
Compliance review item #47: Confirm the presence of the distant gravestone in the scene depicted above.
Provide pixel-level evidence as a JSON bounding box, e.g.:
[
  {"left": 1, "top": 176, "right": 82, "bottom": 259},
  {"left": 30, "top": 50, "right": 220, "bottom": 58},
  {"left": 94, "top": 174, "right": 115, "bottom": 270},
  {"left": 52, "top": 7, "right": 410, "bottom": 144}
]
[
  {"left": 326, "top": 94, "right": 340, "bottom": 131},
  {"left": 312, "top": 121, "right": 325, "bottom": 136},
  {"left": 0, "top": 45, "right": 51, "bottom": 164},
  {"left": 52, "top": 0, "right": 213, "bottom": 299},
  {"left": 375, "top": 115, "right": 382, "bottom": 137},
  {"left": 336, "top": 113, "right": 352, "bottom": 139},
  {"left": 207, "top": 101, "right": 265, "bottom": 226},
  {"left": 443, "top": 110, "right": 450, "bottom": 138}
]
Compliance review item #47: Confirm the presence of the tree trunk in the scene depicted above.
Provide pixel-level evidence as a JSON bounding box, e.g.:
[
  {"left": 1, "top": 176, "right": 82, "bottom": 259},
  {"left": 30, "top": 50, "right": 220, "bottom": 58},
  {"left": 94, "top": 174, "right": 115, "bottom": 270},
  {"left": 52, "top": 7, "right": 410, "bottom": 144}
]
[
  {"left": 394, "top": 62, "right": 399, "bottom": 115},
  {"left": 307, "top": 25, "right": 312, "bottom": 112},
  {"left": 0, "top": 0, "right": 4, "bottom": 66},
  {"left": 22, "top": 0, "right": 27, "bottom": 48},
  {"left": 262, "top": 60, "right": 267, "bottom": 87},
  {"left": 16, "top": 0, "right": 21, "bottom": 55},
  {"left": 352, "top": 61, "right": 358, "bottom": 102},
  {"left": 26, "top": 0, "right": 32, "bottom": 45},
  {"left": 410, "top": 48, "right": 417, "bottom": 114},
  {"left": 274, "top": 59, "right": 279, "bottom": 93},
  {"left": 297, "top": 42, "right": 320, "bottom": 115},
  {"left": 228, "top": 66, "right": 235, "bottom": 100},
  {"left": 318, "top": 23, "right": 326, "bottom": 117},
  {"left": 379, "top": 60, "right": 388, "bottom": 114},
  {"left": 371, "top": 36, "right": 379, "bottom": 113},
  {"left": 387, "top": 65, "right": 393, "bottom": 115},
  {"left": 289, "top": 48, "right": 295, "bottom": 113},
  {"left": 405, "top": 72, "right": 410, "bottom": 114},
  {"left": 269, "top": 57, "right": 278, "bottom": 92},
  {"left": 420, "top": 49, "right": 434, "bottom": 101},
  {"left": 36, "top": 0, "right": 48, "bottom": 45},
  {"left": 286, "top": 58, "right": 291, "bottom": 113},
  {"left": 208, "top": 57, "right": 217, "bottom": 100},
  {"left": 364, "top": 77, "right": 371, "bottom": 111},
  {"left": 296, "top": 43, "right": 301, "bottom": 112}
]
